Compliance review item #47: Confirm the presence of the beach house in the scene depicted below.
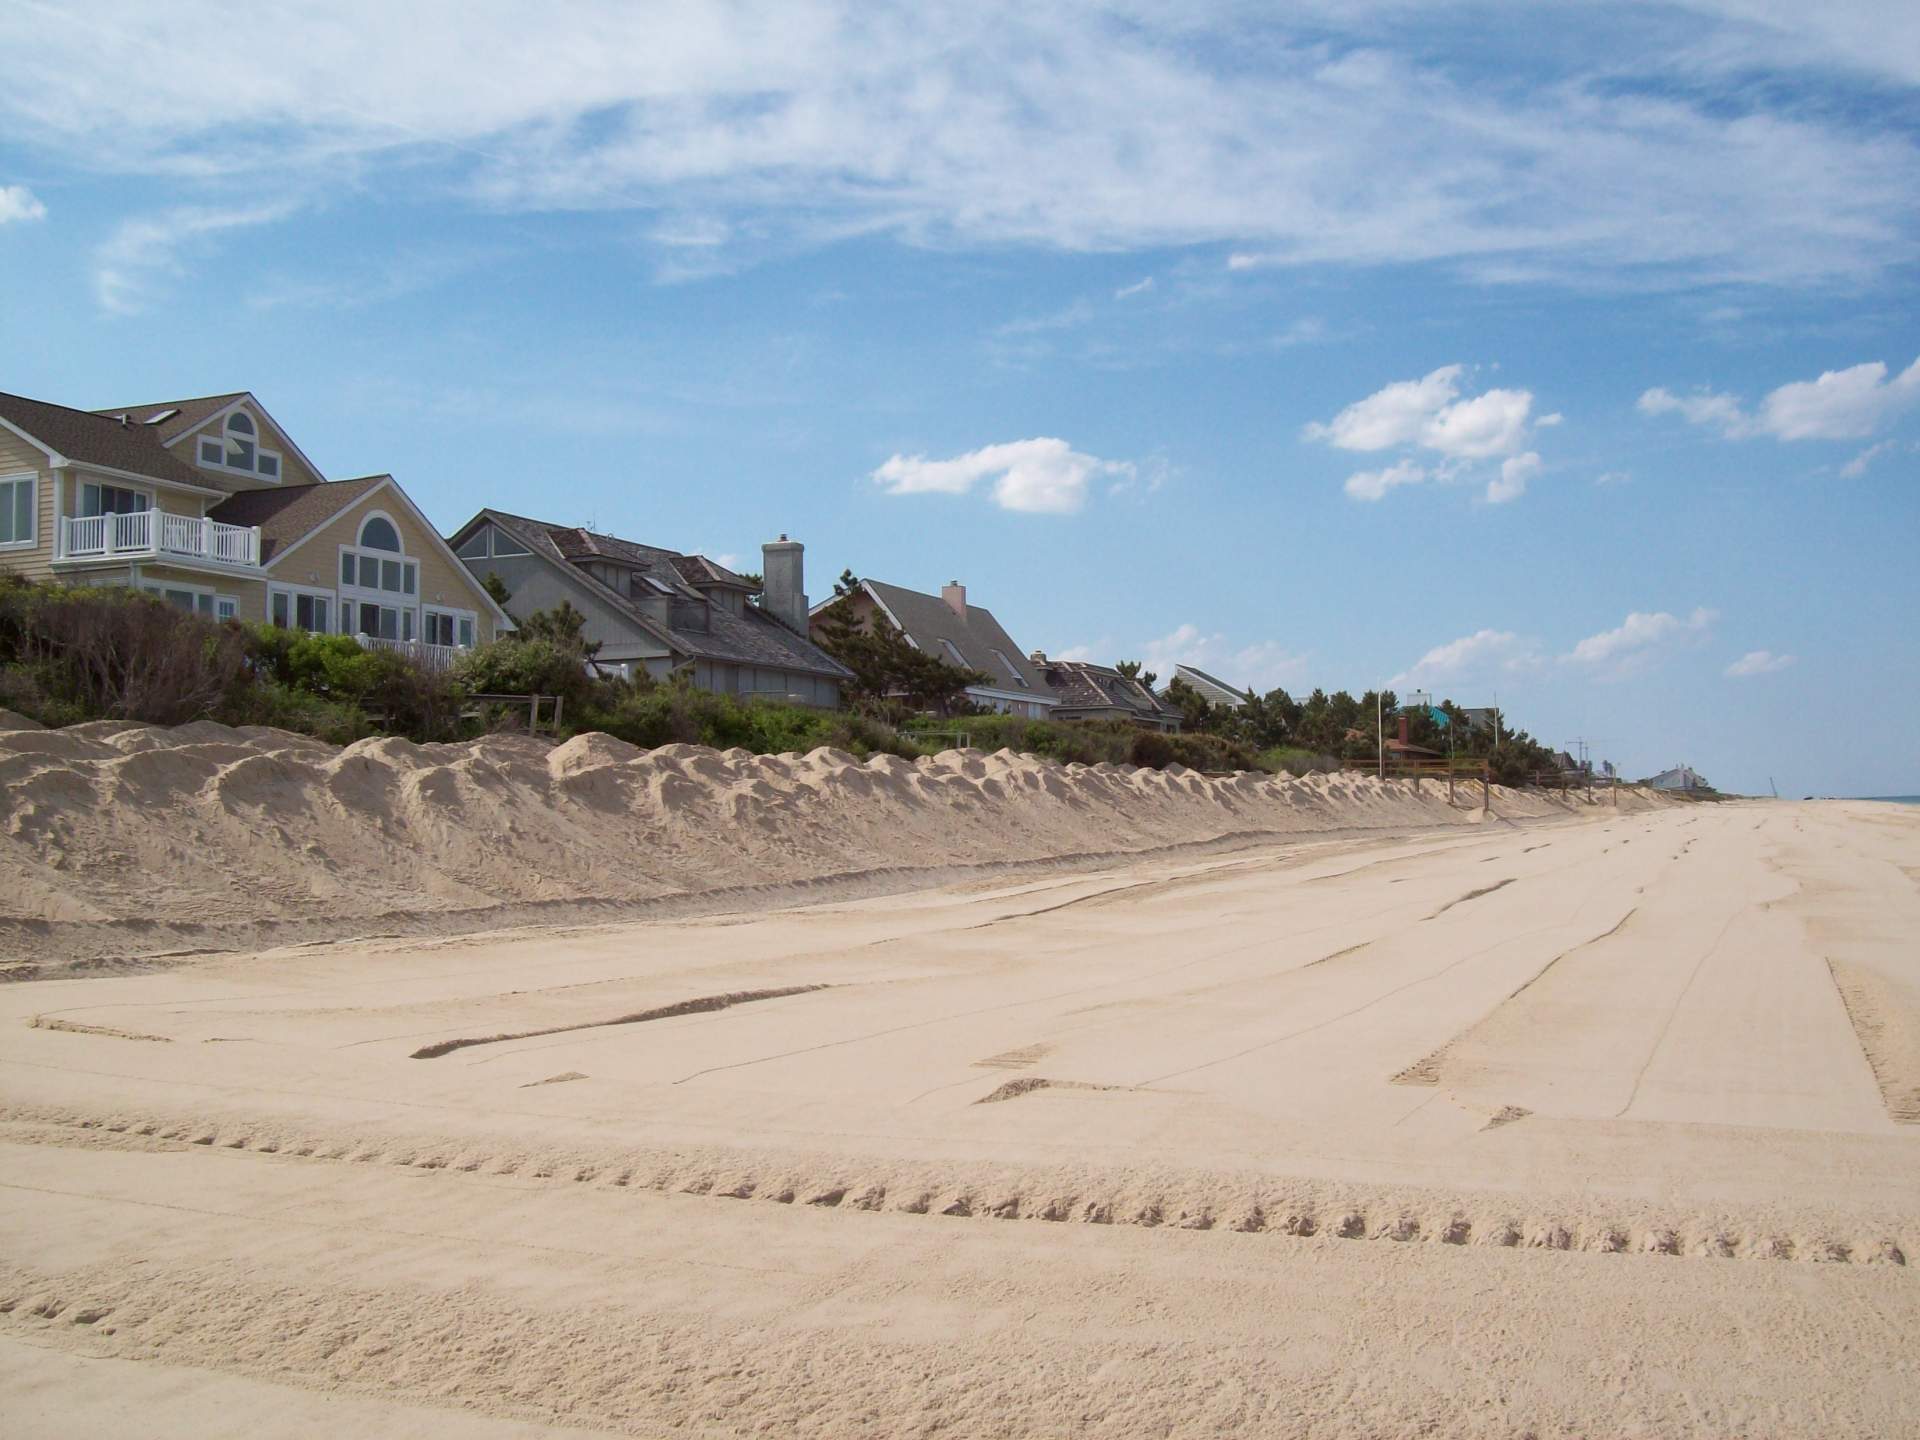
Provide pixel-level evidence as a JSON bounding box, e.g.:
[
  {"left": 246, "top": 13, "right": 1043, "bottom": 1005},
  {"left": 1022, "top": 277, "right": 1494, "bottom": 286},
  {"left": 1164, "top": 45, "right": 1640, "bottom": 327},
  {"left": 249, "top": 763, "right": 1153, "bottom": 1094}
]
[
  {"left": 0, "top": 390, "right": 510, "bottom": 663},
  {"left": 449, "top": 510, "right": 851, "bottom": 706},
  {"left": 811, "top": 578, "right": 1056, "bottom": 718},
  {"left": 1032, "top": 655, "right": 1181, "bottom": 731},
  {"left": 1161, "top": 663, "right": 1250, "bottom": 709}
]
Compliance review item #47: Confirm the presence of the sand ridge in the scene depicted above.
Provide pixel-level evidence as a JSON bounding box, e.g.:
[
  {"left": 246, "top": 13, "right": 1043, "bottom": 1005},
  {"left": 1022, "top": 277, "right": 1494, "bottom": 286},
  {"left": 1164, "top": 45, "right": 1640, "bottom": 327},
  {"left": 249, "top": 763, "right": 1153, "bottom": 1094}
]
[
  {"left": 0, "top": 710, "right": 1646, "bottom": 972},
  {"left": 1, "top": 717, "right": 1914, "bottom": 1435}
]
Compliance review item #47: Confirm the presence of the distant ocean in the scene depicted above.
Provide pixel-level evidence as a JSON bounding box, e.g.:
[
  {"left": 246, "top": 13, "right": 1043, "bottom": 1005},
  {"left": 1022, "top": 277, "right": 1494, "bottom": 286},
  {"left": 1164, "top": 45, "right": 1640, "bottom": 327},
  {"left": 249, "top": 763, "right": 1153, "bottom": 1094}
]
[{"left": 1861, "top": 795, "right": 1920, "bottom": 805}]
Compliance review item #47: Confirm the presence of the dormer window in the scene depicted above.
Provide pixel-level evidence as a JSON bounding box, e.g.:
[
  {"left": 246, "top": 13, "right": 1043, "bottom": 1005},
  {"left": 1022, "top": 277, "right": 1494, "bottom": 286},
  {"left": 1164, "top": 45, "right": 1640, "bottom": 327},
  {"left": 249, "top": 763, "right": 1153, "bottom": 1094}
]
[
  {"left": 939, "top": 638, "right": 968, "bottom": 666},
  {"left": 197, "top": 411, "right": 282, "bottom": 479},
  {"left": 989, "top": 648, "right": 1029, "bottom": 687}
]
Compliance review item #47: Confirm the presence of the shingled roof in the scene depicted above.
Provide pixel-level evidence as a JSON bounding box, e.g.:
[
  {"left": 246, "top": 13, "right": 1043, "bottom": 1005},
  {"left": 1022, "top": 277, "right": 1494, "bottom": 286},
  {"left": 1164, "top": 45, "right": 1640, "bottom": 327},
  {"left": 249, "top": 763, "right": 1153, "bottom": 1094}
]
[
  {"left": 207, "top": 476, "right": 389, "bottom": 563},
  {"left": 90, "top": 393, "right": 248, "bottom": 447},
  {"left": 1042, "top": 659, "right": 1179, "bottom": 725},
  {"left": 858, "top": 580, "right": 1055, "bottom": 699},
  {"left": 472, "top": 510, "right": 851, "bottom": 681},
  {"left": 0, "top": 391, "right": 216, "bottom": 489},
  {"left": 1164, "top": 663, "right": 1250, "bottom": 709}
]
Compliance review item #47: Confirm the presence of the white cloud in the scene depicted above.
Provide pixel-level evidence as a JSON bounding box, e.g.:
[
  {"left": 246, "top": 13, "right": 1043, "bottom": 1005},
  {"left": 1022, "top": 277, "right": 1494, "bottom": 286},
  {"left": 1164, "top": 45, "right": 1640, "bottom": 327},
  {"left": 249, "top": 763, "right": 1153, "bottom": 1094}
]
[
  {"left": 1839, "top": 441, "right": 1894, "bottom": 477},
  {"left": 93, "top": 201, "right": 297, "bottom": 313},
  {"left": 1307, "top": 365, "right": 1465, "bottom": 453},
  {"left": 0, "top": 5, "right": 1912, "bottom": 290},
  {"left": 1636, "top": 385, "right": 1753, "bottom": 437},
  {"left": 1310, "top": 364, "right": 1549, "bottom": 503},
  {"left": 1640, "top": 357, "right": 1920, "bottom": 443},
  {"left": 1566, "top": 606, "right": 1717, "bottom": 669},
  {"left": 1343, "top": 458, "right": 1427, "bottom": 501},
  {"left": 1139, "top": 622, "right": 1307, "bottom": 694},
  {"left": 1485, "top": 451, "right": 1540, "bottom": 504},
  {"left": 1390, "top": 628, "right": 1537, "bottom": 689},
  {"left": 1114, "top": 276, "right": 1154, "bottom": 299},
  {"left": 0, "top": 184, "right": 45, "bottom": 224},
  {"left": 1760, "top": 358, "right": 1920, "bottom": 440},
  {"left": 1725, "top": 649, "right": 1796, "bottom": 678},
  {"left": 1422, "top": 387, "right": 1534, "bottom": 460},
  {"left": 1595, "top": 470, "right": 1631, "bottom": 486},
  {"left": 871, "top": 437, "right": 1129, "bottom": 515}
]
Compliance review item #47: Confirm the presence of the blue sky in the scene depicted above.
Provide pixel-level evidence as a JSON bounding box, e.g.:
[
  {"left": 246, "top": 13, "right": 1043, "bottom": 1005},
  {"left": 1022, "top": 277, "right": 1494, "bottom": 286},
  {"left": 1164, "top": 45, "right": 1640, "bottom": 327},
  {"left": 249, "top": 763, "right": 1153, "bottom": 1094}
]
[{"left": 2, "top": 1, "right": 1916, "bottom": 794}]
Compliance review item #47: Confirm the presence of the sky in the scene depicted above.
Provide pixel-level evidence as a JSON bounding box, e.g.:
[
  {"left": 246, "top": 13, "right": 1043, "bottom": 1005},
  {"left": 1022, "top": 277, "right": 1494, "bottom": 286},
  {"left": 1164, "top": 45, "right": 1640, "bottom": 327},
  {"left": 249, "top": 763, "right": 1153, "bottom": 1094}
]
[{"left": 1, "top": 1, "right": 1916, "bottom": 795}]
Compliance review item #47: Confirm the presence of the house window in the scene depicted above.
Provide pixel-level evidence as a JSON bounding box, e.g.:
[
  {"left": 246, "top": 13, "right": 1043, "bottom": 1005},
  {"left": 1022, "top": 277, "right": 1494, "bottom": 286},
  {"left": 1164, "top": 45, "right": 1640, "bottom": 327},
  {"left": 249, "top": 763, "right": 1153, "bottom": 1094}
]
[
  {"left": 79, "top": 482, "right": 150, "bottom": 516},
  {"left": 989, "top": 648, "right": 1028, "bottom": 688},
  {"left": 359, "top": 515, "right": 401, "bottom": 551},
  {"left": 423, "top": 607, "right": 478, "bottom": 648},
  {"left": 271, "top": 588, "right": 331, "bottom": 633},
  {"left": 939, "top": 638, "right": 967, "bottom": 666},
  {"left": 197, "top": 411, "right": 283, "bottom": 479},
  {"left": 144, "top": 583, "right": 221, "bottom": 618},
  {"left": 0, "top": 473, "right": 33, "bottom": 547},
  {"left": 355, "top": 602, "right": 413, "bottom": 641},
  {"left": 339, "top": 514, "right": 418, "bottom": 602},
  {"left": 454, "top": 524, "right": 529, "bottom": 559},
  {"left": 215, "top": 596, "right": 238, "bottom": 622}
]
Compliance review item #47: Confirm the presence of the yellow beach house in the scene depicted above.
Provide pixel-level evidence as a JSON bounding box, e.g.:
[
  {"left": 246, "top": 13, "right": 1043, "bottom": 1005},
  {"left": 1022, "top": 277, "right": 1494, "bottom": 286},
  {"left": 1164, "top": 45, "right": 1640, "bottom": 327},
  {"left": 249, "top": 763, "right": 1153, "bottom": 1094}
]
[{"left": 0, "top": 389, "right": 510, "bottom": 663}]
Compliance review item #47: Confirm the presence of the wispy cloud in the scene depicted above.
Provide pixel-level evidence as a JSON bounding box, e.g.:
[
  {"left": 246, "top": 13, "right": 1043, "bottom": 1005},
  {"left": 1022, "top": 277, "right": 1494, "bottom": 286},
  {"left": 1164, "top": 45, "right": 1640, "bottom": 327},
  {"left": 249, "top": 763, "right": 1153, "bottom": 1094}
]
[
  {"left": 1114, "top": 276, "right": 1154, "bottom": 299},
  {"left": 93, "top": 201, "right": 298, "bottom": 314},
  {"left": 1839, "top": 440, "right": 1896, "bottom": 478},
  {"left": 1390, "top": 628, "right": 1538, "bottom": 690},
  {"left": 1640, "top": 356, "right": 1920, "bottom": 443},
  {"left": 1724, "top": 648, "right": 1796, "bottom": 678},
  {"left": 1565, "top": 606, "right": 1717, "bottom": 674},
  {"left": 871, "top": 437, "right": 1131, "bottom": 515},
  {"left": 1309, "top": 364, "right": 1547, "bottom": 504},
  {"left": 0, "top": 184, "right": 45, "bottom": 224},
  {"left": 1139, "top": 622, "right": 1307, "bottom": 694},
  {"left": 3, "top": 5, "right": 1914, "bottom": 290}
]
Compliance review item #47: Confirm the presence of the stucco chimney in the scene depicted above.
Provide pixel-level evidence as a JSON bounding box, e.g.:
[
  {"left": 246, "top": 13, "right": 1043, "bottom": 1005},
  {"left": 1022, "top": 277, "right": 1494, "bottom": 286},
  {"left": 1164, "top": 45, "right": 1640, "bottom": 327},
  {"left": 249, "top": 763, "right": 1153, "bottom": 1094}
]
[
  {"left": 941, "top": 580, "right": 967, "bottom": 617},
  {"left": 762, "top": 534, "right": 807, "bottom": 631}
]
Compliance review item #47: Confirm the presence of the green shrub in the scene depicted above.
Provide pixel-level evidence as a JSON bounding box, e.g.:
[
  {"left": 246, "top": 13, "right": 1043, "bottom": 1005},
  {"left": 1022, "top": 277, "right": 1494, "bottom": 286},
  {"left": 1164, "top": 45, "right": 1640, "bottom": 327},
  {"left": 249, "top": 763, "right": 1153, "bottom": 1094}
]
[
  {"left": 453, "top": 636, "right": 604, "bottom": 716},
  {"left": 1128, "top": 729, "right": 1176, "bottom": 769},
  {"left": 2, "top": 580, "right": 254, "bottom": 726}
]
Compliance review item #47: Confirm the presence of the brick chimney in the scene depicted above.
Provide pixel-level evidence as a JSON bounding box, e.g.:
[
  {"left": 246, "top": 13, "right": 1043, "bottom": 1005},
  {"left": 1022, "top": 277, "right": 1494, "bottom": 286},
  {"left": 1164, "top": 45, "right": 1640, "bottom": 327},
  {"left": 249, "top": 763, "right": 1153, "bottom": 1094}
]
[
  {"left": 941, "top": 580, "right": 967, "bottom": 617},
  {"left": 761, "top": 534, "right": 807, "bottom": 631}
]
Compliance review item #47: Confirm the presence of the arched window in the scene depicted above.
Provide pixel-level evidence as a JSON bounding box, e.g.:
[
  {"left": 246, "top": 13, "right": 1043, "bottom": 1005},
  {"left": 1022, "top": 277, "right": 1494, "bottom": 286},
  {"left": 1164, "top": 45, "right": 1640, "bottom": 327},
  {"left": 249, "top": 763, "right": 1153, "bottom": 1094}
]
[
  {"left": 225, "top": 412, "right": 255, "bottom": 470},
  {"left": 197, "top": 409, "right": 281, "bottom": 479},
  {"left": 358, "top": 514, "right": 402, "bottom": 552}
]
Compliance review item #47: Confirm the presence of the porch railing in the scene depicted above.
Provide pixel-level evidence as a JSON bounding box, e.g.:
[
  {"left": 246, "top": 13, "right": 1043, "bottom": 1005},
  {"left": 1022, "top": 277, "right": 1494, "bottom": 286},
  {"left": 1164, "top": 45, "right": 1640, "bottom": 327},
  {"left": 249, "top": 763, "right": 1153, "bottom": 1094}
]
[
  {"left": 61, "top": 511, "right": 261, "bottom": 566},
  {"left": 354, "top": 634, "right": 466, "bottom": 672}
]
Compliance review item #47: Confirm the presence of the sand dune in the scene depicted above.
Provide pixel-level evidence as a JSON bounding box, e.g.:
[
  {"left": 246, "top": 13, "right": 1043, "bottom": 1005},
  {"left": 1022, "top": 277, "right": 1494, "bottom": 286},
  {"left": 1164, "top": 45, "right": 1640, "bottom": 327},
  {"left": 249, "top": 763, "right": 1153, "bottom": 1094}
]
[
  {"left": 0, "top": 710, "right": 1641, "bottom": 972},
  {"left": 2, "top": 712, "right": 1914, "bottom": 1436}
]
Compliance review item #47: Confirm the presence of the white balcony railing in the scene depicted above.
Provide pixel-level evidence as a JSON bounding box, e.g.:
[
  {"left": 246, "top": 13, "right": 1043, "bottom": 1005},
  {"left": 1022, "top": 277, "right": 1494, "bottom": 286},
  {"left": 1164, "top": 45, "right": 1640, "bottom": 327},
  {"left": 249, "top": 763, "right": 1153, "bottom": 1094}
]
[
  {"left": 354, "top": 634, "right": 466, "bottom": 672},
  {"left": 60, "top": 511, "right": 261, "bottom": 566}
]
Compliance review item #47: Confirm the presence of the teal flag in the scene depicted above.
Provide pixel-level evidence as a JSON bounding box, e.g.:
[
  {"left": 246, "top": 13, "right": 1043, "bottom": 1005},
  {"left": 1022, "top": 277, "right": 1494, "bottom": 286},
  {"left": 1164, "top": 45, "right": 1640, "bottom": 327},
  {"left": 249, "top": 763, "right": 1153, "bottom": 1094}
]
[{"left": 1428, "top": 706, "right": 1450, "bottom": 728}]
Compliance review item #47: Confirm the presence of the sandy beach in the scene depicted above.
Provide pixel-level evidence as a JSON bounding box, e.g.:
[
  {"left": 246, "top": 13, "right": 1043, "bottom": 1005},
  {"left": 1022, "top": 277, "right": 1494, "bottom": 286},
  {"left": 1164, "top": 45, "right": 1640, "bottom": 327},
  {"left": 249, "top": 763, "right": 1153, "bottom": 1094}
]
[{"left": 2, "top": 722, "right": 1917, "bottom": 1436}]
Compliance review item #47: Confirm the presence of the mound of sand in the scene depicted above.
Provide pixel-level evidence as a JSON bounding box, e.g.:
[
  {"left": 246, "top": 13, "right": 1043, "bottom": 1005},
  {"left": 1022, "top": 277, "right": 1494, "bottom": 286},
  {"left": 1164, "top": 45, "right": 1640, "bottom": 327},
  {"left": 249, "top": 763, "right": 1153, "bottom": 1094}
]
[{"left": 0, "top": 711, "right": 1660, "bottom": 961}]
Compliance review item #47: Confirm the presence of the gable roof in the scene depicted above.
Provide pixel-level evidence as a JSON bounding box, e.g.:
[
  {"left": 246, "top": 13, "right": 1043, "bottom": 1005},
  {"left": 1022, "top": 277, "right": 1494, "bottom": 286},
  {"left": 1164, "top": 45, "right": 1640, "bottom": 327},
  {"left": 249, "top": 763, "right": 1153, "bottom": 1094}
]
[
  {"left": 207, "top": 476, "right": 388, "bottom": 563},
  {"left": 1165, "top": 663, "right": 1249, "bottom": 708},
  {"left": 92, "top": 392, "right": 246, "bottom": 443},
  {"left": 93, "top": 391, "right": 327, "bottom": 489},
  {"left": 462, "top": 510, "right": 851, "bottom": 681},
  {"left": 858, "top": 580, "right": 1055, "bottom": 699},
  {"left": 1043, "top": 660, "right": 1177, "bottom": 721},
  {"left": 0, "top": 390, "right": 221, "bottom": 490}
]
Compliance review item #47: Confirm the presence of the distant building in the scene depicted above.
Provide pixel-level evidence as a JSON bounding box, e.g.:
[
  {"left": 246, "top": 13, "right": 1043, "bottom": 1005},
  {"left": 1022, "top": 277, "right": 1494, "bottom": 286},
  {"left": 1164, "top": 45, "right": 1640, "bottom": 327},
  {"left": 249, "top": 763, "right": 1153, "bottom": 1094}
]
[
  {"left": 812, "top": 578, "right": 1057, "bottom": 718},
  {"left": 1034, "top": 656, "right": 1180, "bottom": 731},
  {"left": 1460, "top": 707, "right": 1499, "bottom": 734},
  {"left": 1645, "top": 765, "right": 1712, "bottom": 791},
  {"left": 449, "top": 510, "right": 851, "bottom": 705},
  {"left": 1161, "top": 663, "right": 1249, "bottom": 710}
]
